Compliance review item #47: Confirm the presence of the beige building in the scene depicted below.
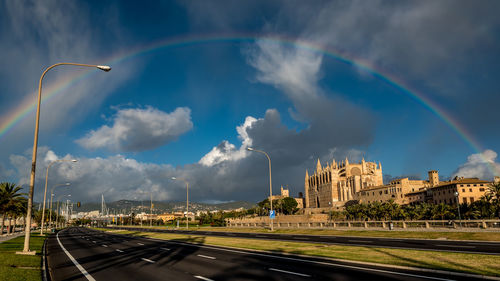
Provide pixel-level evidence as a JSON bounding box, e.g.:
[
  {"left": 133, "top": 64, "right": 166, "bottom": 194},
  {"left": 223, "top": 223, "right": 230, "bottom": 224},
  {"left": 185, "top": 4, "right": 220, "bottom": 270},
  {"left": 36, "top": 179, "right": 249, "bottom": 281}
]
[
  {"left": 428, "top": 177, "right": 490, "bottom": 205},
  {"left": 157, "top": 213, "right": 176, "bottom": 222},
  {"left": 356, "top": 171, "right": 437, "bottom": 204},
  {"left": 304, "top": 158, "right": 494, "bottom": 208},
  {"left": 271, "top": 186, "right": 305, "bottom": 209},
  {"left": 304, "top": 158, "right": 383, "bottom": 208}
]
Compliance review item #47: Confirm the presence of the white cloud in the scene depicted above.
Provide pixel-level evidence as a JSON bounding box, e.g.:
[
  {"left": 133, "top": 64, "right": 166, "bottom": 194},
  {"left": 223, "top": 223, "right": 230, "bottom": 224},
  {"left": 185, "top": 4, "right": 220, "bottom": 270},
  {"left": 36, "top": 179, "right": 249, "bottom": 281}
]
[
  {"left": 453, "top": 149, "right": 500, "bottom": 180},
  {"left": 199, "top": 116, "right": 257, "bottom": 166},
  {"left": 77, "top": 106, "right": 193, "bottom": 152},
  {"left": 247, "top": 40, "right": 322, "bottom": 100}
]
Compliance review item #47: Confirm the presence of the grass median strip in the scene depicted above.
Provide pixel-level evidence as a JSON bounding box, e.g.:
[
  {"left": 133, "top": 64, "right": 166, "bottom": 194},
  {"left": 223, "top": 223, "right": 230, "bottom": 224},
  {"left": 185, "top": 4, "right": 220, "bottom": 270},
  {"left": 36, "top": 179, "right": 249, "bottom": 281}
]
[
  {"left": 95, "top": 228, "right": 500, "bottom": 277},
  {"left": 116, "top": 225, "right": 500, "bottom": 241},
  {"left": 0, "top": 234, "right": 45, "bottom": 281}
]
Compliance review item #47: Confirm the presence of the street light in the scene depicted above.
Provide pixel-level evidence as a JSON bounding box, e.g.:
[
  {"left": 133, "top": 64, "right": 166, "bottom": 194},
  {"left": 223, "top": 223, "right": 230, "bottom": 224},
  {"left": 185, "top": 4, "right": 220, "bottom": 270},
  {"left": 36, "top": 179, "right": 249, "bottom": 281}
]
[
  {"left": 40, "top": 159, "right": 76, "bottom": 235},
  {"left": 454, "top": 191, "right": 462, "bottom": 227},
  {"left": 48, "top": 183, "right": 71, "bottom": 231},
  {"left": 247, "top": 147, "right": 274, "bottom": 231},
  {"left": 171, "top": 177, "right": 189, "bottom": 230},
  {"left": 21, "top": 63, "right": 111, "bottom": 255}
]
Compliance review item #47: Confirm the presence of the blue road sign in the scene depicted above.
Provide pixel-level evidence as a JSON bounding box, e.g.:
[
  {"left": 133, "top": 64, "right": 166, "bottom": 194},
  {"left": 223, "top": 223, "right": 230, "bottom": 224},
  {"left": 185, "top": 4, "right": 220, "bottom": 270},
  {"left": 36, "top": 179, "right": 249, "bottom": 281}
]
[{"left": 269, "top": 210, "right": 275, "bottom": 219}]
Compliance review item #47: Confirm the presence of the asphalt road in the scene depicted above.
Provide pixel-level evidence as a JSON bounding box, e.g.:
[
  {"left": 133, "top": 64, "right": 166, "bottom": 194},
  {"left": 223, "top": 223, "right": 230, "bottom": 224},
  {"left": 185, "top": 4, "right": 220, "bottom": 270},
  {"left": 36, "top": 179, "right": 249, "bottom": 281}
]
[
  {"left": 104, "top": 226, "right": 500, "bottom": 255},
  {"left": 47, "top": 227, "right": 488, "bottom": 281}
]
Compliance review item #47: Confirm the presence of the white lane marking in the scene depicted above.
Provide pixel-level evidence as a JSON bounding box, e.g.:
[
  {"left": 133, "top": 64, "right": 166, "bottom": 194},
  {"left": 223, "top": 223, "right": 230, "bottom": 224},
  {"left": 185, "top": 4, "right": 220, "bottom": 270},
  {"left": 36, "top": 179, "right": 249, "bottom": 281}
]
[
  {"left": 197, "top": 254, "right": 216, "bottom": 260},
  {"left": 137, "top": 242, "right": 144, "bottom": 245},
  {"left": 102, "top": 245, "right": 108, "bottom": 247},
  {"left": 116, "top": 249, "right": 124, "bottom": 253},
  {"left": 160, "top": 247, "right": 170, "bottom": 251},
  {"left": 348, "top": 240, "right": 373, "bottom": 243},
  {"left": 92, "top": 241, "right": 96, "bottom": 243},
  {"left": 269, "top": 267, "right": 311, "bottom": 277},
  {"left": 435, "top": 244, "right": 475, "bottom": 248},
  {"left": 141, "top": 258, "right": 155, "bottom": 263},
  {"left": 194, "top": 276, "right": 214, "bottom": 281},
  {"left": 57, "top": 230, "right": 96, "bottom": 281},
  {"left": 166, "top": 241, "right": 456, "bottom": 281}
]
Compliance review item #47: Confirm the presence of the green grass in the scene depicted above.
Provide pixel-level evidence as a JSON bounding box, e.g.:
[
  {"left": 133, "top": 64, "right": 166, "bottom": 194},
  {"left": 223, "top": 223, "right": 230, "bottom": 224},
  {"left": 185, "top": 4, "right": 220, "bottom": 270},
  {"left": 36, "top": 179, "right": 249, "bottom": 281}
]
[
  {"left": 96, "top": 228, "right": 500, "bottom": 277},
  {"left": 112, "top": 225, "right": 500, "bottom": 241},
  {"left": 0, "top": 234, "right": 45, "bottom": 281}
]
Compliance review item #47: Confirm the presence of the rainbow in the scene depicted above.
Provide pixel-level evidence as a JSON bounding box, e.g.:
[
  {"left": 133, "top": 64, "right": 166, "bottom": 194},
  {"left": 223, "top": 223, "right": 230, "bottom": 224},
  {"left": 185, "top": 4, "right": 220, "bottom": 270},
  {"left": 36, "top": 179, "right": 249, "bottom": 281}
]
[{"left": 0, "top": 33, "right": 489, "bottom": 166}]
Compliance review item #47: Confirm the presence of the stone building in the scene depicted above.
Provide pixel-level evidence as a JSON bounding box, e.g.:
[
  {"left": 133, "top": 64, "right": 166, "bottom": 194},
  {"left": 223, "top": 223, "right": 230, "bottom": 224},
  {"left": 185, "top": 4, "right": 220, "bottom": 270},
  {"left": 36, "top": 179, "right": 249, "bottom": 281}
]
[
  {"left": 270, "top": 186, "right": 305, "bottom": 209},
  {"left": 355, "top": 171, "right": 437, "bottom": 204},
  {"left": 304, "top": 158, "right": 383, "bottom": 208},
  {"left": 405, "top": 177, "right": 491, "bottom": 205}
]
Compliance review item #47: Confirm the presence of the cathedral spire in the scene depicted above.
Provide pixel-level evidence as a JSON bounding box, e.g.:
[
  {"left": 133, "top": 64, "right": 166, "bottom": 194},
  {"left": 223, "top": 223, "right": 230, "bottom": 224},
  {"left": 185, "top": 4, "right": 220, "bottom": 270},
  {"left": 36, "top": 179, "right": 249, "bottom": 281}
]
[
  {"left": 332, "top": 158, "right": 336, "bottom": 168},
  {"left": 345, "top": 157, "right": 349, "bottom": 166},
  {"left": 305, "top": 169, "right": 309, "bottom": 178},
  {"left": 378, "top": 161, "right": 382, "bottom": 170},
  {"left": 316, "top": 158, "right": 322, "bottom": 172}
]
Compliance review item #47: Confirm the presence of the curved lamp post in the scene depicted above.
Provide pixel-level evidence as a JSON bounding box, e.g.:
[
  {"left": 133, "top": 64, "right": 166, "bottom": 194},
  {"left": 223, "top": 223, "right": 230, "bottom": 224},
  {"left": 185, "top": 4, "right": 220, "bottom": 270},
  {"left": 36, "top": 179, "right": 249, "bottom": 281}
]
[
  {"left": 48, "top": 183, "right": 71, "bottom": 231},
  {"left": 171, "top": 177, "right": 189, "bottom": 230},
  {"left": 247, "top": 147, "right": 274, "bottom": 231},
  {"left": 40, "top": 160, "right": 76, "bottom": 235},
  {"left": 21, "top": 63, "right": 111, "bottom": 254}
]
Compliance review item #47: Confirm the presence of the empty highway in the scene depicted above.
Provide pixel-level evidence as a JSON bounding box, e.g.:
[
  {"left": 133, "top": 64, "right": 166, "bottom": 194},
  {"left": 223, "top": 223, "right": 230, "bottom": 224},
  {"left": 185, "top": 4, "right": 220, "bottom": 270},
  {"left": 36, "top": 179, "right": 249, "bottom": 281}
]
[
  {"left": 104, "top": 226, "right": 500, "bottom": 255},
  {"left": 47, "top": 227, "right": 489, "bottom": 281}
]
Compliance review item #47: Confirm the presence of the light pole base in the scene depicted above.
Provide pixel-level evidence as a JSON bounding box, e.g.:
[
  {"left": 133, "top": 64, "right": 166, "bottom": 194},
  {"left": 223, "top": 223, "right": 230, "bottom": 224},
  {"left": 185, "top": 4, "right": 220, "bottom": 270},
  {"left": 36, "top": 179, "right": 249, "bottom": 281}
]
[{"left": 15, "top": 251, "right": 36, "bottom": 255}]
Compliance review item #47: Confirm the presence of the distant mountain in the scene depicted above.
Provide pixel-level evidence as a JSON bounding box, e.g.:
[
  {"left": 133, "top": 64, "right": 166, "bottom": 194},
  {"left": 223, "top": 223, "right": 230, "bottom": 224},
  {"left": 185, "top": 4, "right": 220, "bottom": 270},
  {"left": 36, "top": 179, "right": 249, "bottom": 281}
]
[{"left": 72, "top": 200, "right": 256, "bottom": 214}]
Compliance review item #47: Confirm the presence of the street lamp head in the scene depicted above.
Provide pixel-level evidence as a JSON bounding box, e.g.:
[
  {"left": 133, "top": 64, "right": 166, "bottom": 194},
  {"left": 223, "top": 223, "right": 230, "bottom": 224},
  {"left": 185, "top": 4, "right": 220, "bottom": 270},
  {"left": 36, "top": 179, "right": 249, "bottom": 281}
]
[
  {"left": 247, "top": 147, "right": 254, "bottom": 151},
  {"left": 454, "top": 191, "right": 459, "bottom": 197},
  {"left": 171, "top": 177, "right": 177, "bottom": 180},
  {"left": 96, "top": 65, "right": 112, "bottom": 72}
]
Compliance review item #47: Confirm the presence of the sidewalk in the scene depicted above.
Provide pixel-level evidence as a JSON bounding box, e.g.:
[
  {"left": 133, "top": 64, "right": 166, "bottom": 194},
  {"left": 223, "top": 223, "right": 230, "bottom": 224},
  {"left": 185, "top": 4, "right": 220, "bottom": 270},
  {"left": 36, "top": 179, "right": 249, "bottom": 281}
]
[{"left": 0, "top": 231, "right": 25, "bottom": 243}]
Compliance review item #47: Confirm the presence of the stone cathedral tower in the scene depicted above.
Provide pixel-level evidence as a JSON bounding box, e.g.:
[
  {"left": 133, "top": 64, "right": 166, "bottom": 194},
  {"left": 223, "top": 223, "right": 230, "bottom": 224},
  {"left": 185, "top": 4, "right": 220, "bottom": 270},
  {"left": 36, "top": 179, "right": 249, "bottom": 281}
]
[{"left": 304, "top": 158, "right": 383, "bottom": 208}]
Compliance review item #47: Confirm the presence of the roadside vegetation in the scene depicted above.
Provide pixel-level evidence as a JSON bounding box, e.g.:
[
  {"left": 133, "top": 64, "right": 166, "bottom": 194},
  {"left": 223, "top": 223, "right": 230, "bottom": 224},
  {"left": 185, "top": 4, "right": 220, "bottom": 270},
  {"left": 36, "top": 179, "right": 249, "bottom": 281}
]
[
  {"left": 0, "top": 234, "right": 44, "bottom": 281},
  {"left": 94, "top": 228, "right": 500, "bottom": 277}
]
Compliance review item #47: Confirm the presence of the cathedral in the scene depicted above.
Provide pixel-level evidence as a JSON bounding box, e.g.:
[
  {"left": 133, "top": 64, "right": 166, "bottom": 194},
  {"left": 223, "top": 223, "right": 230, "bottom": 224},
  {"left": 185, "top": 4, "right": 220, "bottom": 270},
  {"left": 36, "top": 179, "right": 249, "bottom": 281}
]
[{"left": 304, "top": 158, "right": 383, "bottom": 208}]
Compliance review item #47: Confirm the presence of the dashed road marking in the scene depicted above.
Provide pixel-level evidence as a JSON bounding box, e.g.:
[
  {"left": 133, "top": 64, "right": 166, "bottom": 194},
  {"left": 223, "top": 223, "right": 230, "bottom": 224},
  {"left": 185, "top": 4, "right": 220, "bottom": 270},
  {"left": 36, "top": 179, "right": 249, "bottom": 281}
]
[
  {"left": 102, "top": 245, "right": 108, "bottom": 247},
  {"left": 160, "top": 247, "right": 170, "bottom": 251},
  {"left": 269, "top": 268, "right": 311, "bottom": 277},
  {"left": 141, "top": 258, "right": 155, "bottom": 263},
  {"left": 194, "top": 276, "right": 214, "bottom": 281},
  {"left": 137, "top": 242, "right": 144, "bottom": 245},
  {"left": 197, "top": 254, "right": 216, "bottom": 260},
  {"left": 116, "top": 249, "right": 124, "bottom": 253}
]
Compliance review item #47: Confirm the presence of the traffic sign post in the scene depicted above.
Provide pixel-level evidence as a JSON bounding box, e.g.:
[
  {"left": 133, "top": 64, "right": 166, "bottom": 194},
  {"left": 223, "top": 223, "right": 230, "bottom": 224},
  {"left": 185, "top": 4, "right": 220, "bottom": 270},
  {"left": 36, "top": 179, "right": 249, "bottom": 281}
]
[{"left": 269, "top": 210, "right": 275, "bottom": 219}]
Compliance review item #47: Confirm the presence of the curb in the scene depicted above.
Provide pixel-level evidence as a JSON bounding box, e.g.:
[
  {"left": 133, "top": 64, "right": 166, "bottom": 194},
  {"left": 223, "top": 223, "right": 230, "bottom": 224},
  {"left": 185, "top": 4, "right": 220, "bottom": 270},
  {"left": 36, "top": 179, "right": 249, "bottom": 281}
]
[{"left": 42, "top": 237, "right": 50, "bottom": 281}]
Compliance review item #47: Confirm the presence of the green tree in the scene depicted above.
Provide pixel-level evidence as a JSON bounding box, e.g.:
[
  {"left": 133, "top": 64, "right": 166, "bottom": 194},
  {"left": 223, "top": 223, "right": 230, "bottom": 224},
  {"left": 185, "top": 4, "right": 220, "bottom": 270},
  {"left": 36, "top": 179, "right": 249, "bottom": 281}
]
[
  {"left": 0, "top": 182, "right": 25, "bottom": 235},
  {"left": 486, "top": 182, "right": 500, "bottom": 218},
  {"left": 281, "top": 197, "right": 298, "bottom": 215}
]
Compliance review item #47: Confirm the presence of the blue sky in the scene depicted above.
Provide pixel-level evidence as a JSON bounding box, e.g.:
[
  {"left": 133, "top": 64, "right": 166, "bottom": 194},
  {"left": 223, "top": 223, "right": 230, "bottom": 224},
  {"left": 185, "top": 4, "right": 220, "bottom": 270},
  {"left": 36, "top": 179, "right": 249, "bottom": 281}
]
[{"left": 0, "top": 0, "right": 499, "bottom": 203}]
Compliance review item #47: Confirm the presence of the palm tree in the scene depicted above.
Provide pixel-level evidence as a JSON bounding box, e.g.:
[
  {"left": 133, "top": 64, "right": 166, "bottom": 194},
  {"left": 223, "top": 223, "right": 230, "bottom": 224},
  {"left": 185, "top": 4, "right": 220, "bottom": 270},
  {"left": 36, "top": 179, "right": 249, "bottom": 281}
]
[
  {"left": 5, "top": 197, "right": 27, "bottom": 234},
  {"left": 0, "top": 182, "right": 25, "bottom": 235},
  {"left": 487, "top": 182, "right": 500, "bottom": 218}
]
